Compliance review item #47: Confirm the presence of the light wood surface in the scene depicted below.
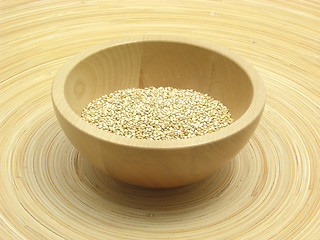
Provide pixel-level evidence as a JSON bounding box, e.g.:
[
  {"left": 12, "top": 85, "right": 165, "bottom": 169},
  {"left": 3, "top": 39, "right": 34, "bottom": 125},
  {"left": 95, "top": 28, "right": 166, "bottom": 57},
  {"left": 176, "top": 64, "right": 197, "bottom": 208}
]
[
  {"left": 1, "top": 0, "right": 320, "bottom": 239},
  {"left": 52, "top": 36, "right": 265, "bottom": 188}
]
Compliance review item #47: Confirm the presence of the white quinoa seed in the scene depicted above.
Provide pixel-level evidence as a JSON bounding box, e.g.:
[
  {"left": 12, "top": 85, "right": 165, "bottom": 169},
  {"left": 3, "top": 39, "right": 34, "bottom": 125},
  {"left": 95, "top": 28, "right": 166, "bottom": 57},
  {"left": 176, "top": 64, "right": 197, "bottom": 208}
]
[{"left": 81, "top": 87, "right": 233, "bottom": 140}]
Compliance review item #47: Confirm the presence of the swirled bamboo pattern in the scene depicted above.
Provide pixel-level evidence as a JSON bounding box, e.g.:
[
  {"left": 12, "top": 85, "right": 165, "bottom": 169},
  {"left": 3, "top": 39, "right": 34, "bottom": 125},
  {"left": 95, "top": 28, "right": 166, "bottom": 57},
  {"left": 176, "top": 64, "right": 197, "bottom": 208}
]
[{"left": 1, "top": 1, "right": 320, "bottom": 239}]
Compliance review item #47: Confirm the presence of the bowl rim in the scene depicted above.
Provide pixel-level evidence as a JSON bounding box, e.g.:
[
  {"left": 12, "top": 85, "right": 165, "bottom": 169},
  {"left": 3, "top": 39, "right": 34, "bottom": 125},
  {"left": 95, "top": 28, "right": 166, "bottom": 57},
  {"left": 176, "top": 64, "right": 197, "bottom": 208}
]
[{"left": 52, "top": 35, "right": 265, "bottom": 149}]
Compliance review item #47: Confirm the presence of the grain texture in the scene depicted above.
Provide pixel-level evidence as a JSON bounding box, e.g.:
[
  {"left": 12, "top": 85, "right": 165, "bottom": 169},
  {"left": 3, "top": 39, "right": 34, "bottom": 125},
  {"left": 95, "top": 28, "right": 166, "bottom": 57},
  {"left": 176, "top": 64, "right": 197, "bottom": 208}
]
[
  {"left": 1, "top": 0, "right": 320, "bottom": 239},
  {"left": 81, "top": 87, "right": 234, "bottom": 140}
]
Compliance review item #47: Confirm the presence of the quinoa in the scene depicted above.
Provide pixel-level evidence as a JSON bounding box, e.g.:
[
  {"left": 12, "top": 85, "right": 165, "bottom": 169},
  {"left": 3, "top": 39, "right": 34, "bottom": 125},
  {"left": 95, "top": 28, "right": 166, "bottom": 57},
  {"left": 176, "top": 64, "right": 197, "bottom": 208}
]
[{"left": 81, "top": 87, "right": 233, "bottom": 140}]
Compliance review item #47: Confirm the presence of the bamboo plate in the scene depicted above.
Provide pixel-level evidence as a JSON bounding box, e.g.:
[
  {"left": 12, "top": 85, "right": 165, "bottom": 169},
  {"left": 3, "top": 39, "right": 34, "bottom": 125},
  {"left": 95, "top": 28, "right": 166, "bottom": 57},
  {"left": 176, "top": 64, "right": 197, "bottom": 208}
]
[{"left": 1, "top": 1, "right": 320, "bottom": 239}]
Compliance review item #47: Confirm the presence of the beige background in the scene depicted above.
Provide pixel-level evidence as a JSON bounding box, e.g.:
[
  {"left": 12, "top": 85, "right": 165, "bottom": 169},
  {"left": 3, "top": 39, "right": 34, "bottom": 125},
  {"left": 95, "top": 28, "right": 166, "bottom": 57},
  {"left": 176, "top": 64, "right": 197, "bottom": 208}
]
[{"left": 1, "top": 0, "right": 320, "bottom": 239}]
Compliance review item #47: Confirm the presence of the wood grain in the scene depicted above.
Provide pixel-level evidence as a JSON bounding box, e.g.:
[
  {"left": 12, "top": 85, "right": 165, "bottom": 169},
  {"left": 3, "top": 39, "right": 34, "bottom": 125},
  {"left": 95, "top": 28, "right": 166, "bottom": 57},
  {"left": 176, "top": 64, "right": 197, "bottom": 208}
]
[
  {"left": 52, "top": 36, "right": 265, "bottom": 188},
  {"left": 1, "top": 0, "right": 320, "bottom": 239}
]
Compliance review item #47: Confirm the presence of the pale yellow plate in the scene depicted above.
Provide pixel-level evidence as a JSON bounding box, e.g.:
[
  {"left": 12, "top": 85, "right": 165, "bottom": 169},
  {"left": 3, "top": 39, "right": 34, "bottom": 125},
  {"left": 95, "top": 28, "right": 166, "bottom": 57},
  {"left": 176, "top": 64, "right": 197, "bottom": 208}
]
[{"left": 1, "top": 1, "right": 319, "bottom": 239}]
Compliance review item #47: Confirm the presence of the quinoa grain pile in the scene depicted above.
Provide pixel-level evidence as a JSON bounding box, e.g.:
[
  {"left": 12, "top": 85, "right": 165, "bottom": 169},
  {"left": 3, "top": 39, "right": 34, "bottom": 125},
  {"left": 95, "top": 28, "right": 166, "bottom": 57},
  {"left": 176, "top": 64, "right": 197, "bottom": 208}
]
[{"left": 81, "top": 87, "right": 233, "bottom": 140}]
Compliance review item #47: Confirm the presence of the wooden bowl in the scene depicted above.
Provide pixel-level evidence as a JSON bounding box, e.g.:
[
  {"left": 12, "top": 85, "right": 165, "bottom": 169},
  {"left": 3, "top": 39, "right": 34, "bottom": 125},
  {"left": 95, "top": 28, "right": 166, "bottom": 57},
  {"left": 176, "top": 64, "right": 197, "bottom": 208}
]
[{"left": 52, "top": 35, "right": 265, "bottom": 188}]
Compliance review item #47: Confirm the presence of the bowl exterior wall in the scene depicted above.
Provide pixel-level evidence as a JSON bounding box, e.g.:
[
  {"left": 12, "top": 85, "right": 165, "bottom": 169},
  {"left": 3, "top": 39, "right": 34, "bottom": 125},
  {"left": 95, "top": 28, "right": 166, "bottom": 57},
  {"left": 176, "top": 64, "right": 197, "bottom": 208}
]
[{"left": 54, "top": 104, "right": 262, "bottom": 188}]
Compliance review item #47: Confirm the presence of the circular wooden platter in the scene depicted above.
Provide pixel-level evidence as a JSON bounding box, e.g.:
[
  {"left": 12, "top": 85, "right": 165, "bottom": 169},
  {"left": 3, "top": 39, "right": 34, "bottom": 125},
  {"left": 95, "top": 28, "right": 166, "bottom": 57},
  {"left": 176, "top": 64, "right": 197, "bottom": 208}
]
[{"left": 1, "top": 1, "right": 320, "bottom": 239}]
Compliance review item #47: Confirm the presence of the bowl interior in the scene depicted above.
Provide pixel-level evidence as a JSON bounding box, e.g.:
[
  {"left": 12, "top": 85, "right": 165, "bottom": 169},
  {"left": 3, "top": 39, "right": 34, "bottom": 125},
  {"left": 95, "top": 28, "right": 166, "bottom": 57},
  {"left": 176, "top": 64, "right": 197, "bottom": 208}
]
[{"left": 65, "top": 41, "right": 253, "bottom": 121}]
